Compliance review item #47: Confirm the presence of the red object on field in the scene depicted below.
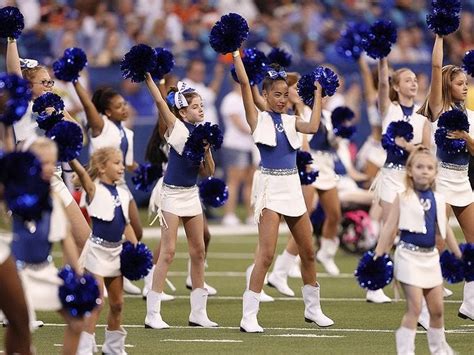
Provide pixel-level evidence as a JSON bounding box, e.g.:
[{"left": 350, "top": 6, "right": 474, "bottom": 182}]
[{"left": 72, "top": 190, "right": 91, "bottom": 225}]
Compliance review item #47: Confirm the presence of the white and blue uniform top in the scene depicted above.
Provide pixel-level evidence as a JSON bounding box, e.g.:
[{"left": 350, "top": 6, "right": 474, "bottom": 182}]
[
  {"left": 308, "top": 112, "right": 335, "bottom": 153},
  {"left": 381, "top": 102, "right": 426, "bottom": 166},
  {"left": 89, "top": 116, "right": 134, "bottom": 167}
]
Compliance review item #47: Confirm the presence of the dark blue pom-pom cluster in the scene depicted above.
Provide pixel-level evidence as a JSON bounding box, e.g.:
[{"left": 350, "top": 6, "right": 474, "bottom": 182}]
[
  {"left": 336, "top": 22, "right": 370, "bottom": 61},
  {"left": 0, "top": 6, "right": 24, "bottom": 39},
  {"left": 46, "top": 121, "right": 83, "bottom": 162},
  {"left": 209, "top": 13, "right": 249, "bottom": 54},
  {"left": 198, "top": 177, "right": 229, "bottom": 207},
  {"left": 461, "top": 243, "right": 474, "bottom": 282},
  {"left": 381, "top": 120, "right": 414, "bottom": 158},
  {"left": 426, "top": 0, "right": 461, "bottom": 35},
  {"left": 33, "top": 92, "right": 65, "bottom": 131},
  {"left": 434, "top": 109, "right": 469, "bottom": 155},
  {"left": 1, "top": 151, "right": 51, "bottom": 221},
  {"left": 361, "top": 20, "right": 397, "bottom": 59},
  {"left": 331, "top": 106, "right": 356, "bottom": 139},
  {"left": 440, "top": 249, "right": 464, "bottom": 284},
  {"left": 131, "top": 163, "right": 163, "bottom": 192},
  {"left": 53, "top": 47, "right": 88, "bottom": 83},
  {"left": 462, "top": 50, "right": 474, "bottom": 77},
  {"left": 267, "top": 47, "right": 292, "bottom": 68},
  {"left": 58, "top": 265, "right": 101, "bottom": 317},
  {"left": 0, "top": 73, "right": 32, "bottom": 126},
  {"left": 183, "top": 123, "right": 223, "bottom": 163},
  {"left": 120, "top": 241, "right": 153, "bottom": 281},
  {"left": 355, "top": 250, "right": 394, "bottom": 290},
  {"left": 150, "top": 47, "right": 175, "bottom": 80},
  {"left": 231, "top": 48, "right": 268, "bottom": 86},
  {"left": 297, "top": 66, "right": 339, "bottom": 106},
  {"left": 121, "top": 44, "right": 157, "bottom": 83},
  {"left": 296, "top": 150, "right": 318, "bottom": 185}
]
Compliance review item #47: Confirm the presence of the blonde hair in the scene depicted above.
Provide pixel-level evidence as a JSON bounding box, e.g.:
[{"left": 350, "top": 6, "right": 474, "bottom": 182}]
[
  {"left": 389, "top": 68, "right": 413, "bottom": 102},
  {"left": 29, "top": 136, "right": 58, "bottom": 157},
  {"left": 417, "top": 65, "right": 466, "bottom": 120},
  {"left": 21, "top": 65, "right": 48, "bottom": 83},
  {"left": 87, "top": 147, "right": 122, "bottom": 181},
  {"left": 404, "top": 146, "right": 437, "bottom": 194}
]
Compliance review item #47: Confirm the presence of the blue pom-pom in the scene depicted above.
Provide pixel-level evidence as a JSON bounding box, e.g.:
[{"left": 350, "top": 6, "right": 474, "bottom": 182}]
[
  {"left": 267, "top": 47, "right": 292, "bottom": 68},
  {"left": 381, "top": 120, "right": 414, "bottom": 158},
  {"left": 361, "top": 20, "right": 397, "bottom": 59},
  {"left": 58, "top": 265, "right": 101, "bottom": 317},
  {"left": 2, "top": 151, "right": 51, "bottom": 221},
  {"left": 32, "top": 92, "right": 65, "bottom": 114},
  {"left": 53, "top": 47, "right": 87, "bottom": 83},
  {"left": 198, "top": 177, "right": 229, "bottom": 207},
  {"left": 131, "top": 163, "right": 163, "bottom": 192},
  {"left": 230, "top": 48, "right": 268, "bottom": 86},
  {"left": 36, "top": 112, "right": 64, "bottom": 132},
  {"left": 355, "top": 250, "right": 394, "bottom": 290},
  {"left": 0, "top": 73, "right": 31, "bottom": 126},
  {"left": 331, "top": 106, "right": 356, "bottom": 138},
  {"left": 46, "top": 121, "right": 83, "bottom": 162},
  {"left": 0, "top": 6, "right": 24, "bottom": 39},
  {"left": 297, "top": 67, "right": 339, "bottom": 106},
  {"left": 150, "top": 48, "right": 175, "bottom": 80},
  {"left": 440, "top": 249, "right": 464, "bottom": 284},
  {"left": 462, "top": 50, "right": 474, "bottom": 77},
  {"left": 120, "top": 241, "right": 153, "bottom": 281},
  {"left": 209, "top": 13, "right": 249, "bottom": 54},
  {"left": 426, "top": 9, "right": 460, "bottom": 36},
  {"left": 183, "top": 123, "right": 223, "bottom": 163},
  {"left": 460, "top": 243, "right": 474, "bottom": 282},
  {"left": 121, "top": 44, "right": 157, "bottom": 83},
  {"left": 336, "top": 22, "right": 370, "bottom": 61},
  {"left": 434, "top": 110, "right": 469, "bottom": 155},
  {"left": 296, "top": 150, "right": 318, "bottom": 185},
  {"left": 431, "top": 0, "right": 461, "bottom": 13},
  {"left": 435, "top": 127, "right": 466, "bottom": 154}
]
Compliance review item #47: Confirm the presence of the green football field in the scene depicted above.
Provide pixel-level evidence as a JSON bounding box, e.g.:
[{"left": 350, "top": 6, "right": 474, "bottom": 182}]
[{"left": 1, "top": 226, "right": 472, "bottom": 354}]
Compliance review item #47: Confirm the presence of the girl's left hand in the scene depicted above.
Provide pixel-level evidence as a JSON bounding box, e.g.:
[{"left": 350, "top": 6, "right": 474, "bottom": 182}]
[
  {"left": 446, "top": 130, "right": 468, "bottom": 141},
  {"left": 394, "top": 136, "right": 408, "bottom": 149},
  {"left": 203, "top": 140, "right": 210, "bottom": 152}
]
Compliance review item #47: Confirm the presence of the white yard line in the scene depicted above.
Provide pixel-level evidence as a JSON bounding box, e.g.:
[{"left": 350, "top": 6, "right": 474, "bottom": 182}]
[
  {"left": 165, "top": 271, "right": 355, "bottom": 278},
  {"left": 265, "top": 334, "right": 345, "bottom": 338},
  {"left": 160, "top": 339, "right": 243, "bottom": 343}
]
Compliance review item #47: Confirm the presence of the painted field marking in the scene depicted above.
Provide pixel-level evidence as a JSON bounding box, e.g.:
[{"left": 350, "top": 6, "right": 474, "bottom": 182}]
[
  {"left": 160, "top": 339, "right": 243, "bottom": 343},
  {"left": 265, "top": 334, "right": 345, "bottom": 338},
  {"left": 54, "top": 343, "right": 135, "bottom": 348},
  {"left": 166, "top": 271, "right": 356, "bottom": 278}
]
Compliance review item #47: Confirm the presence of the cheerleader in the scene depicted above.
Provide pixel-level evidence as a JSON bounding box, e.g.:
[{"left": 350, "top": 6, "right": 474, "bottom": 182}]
[
  {"left": 418, "top": 34, "right": 474, "bottom": 321},
  {"left": 11, "top": 137, "right": 85, "bottom": 354},
  {"left": 370, "top": 57, "right": 431, "bottom": 303},
  {"left": 232, "top": 49, "right": 333, "bottom": 332},
  {"left": 374, "top": 147, "right": 459, "bottom": 354},
  {"left": 70, "top": 147, "right": 137, "bottom": 354},
  {"left": 143, "top": 73, "right": 218, "bottom": 329}
]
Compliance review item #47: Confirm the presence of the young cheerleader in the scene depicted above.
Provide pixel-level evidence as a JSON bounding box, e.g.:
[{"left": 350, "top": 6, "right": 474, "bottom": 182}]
[
  {"left": 418, "top": 33, "right": 474, "bottom": 321},
  {"left": 232, "top": 49, "right": 333, "bottom": 332},
  {"left": 11, "top": 137, "right": 85, "bottom": 354},
  {"left": 143, "top": 73, "right": 218, "bottom": 329},
  {"left": 370, "top": 56, "right": 431, "bottom": 303},
  {"left": 374, "top": 147, "right": 459, "bottom": 354},
  {"left": 70, "top": 147, "right": 137, "bottom": 353}
]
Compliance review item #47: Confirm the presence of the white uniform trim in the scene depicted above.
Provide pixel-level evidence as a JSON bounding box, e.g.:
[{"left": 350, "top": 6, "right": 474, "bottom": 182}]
[
  {"left": 165, "top": 119, "right": 189, "bottom": 155},
  {"left": 252, "top": 111, "right": 301, "bottom": 150},
  {"left": 86, "top": 181, "right": 130, "bottom": 223},
  {"left": 381, "top": 102, "right": 426, "bottom": 145}
]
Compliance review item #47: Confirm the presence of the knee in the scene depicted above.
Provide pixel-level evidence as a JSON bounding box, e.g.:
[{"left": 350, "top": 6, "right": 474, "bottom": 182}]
[
  {"left": 326, "top": 209, "right": 341, "bottom": 225},
  {"left": 409, "top": 304, "right": 422, "bottom": 318},
  {"left": 68, "top": 318, "right": 85, "bottom": 335},
  {"left": 109, "top": 301, "right": 124, "bottom": 316},
  {"left": 300, "top": 249, "right": 315, "bottom": 264},
  {"left": 160, "top": 248, "right": 176, "bottom": 265},
  {"left": 189, "top": 248, "right": 205, "bottom": 264},
  {"left": 203, "top": 230, "right": 211, "bottom": 246},
  {"left": 259, "top": 252, "right": 274, "bottom": 269},
  {"left": 429, "top": 307, "right": 443, "bottom": 321}
]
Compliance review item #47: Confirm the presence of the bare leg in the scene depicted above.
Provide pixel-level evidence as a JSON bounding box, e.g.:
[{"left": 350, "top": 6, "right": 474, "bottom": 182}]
[
  {"left": 183, "top": 214, "right": 206, "bottom": 289},
  {"left": 400, "top": 283, "right": 423, "bottom": 329},
  {"left": 424, "top": 285, "right": 444, "bottom": 329},
  {"left": 129, "top": 199, "right": 143, "bottom": 241},
  {"left": 60, "top": 309, "right": 84, "bottom": 355},
  {"left": 452, "top": 203, "right": 474, "bottom": 243},
  {"left": 104, "top": 276, "right": 124, "bottom": 330}
]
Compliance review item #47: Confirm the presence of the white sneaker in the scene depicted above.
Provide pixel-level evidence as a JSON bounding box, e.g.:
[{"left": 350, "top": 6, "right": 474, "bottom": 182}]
[
  {"left": 123, "top": 278, "right": 141, "bottom": 295},
  {"left": 366, "top": 289, "right": 392, "bottom": 304},
  {"left": 443, "top": 287, "right": 453, "bottom": 298},
  {"left": 222, "top": 213, "right": 241, "bottom": 226}
]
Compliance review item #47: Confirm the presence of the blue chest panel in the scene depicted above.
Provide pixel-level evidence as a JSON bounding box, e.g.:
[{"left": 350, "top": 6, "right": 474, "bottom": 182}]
[
  {"left": 11, "top": 211, "right": 53, "bottom": 263},
  {"left": 114, "top": 122, "right": 129, "bottom": 162},
  {"left": 334, "top": 156, "right": 347, "bottom": 175},
  {"left": 400, "top": 189, "right": 437, "bottom": 248},
  {"left": 257, "top": 112, "right": 297, "bottom": 169},
  {"left": 91, "top": 183, "right": 126, "bottom": 242},
  {"left": 437, "top": 149, "right": 470, "bottom": 166},
  {"left": 309, "top": 123, "right": 332, "bottom": 152},
  {"left": 164, "top": 121, "right": 201, "bottom": 186}
]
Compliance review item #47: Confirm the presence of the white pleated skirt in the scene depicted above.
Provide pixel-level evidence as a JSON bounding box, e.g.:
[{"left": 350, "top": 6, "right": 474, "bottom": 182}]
[
  {"left": 310, "top": 150, "right": 338, "bottom": 191},
  {"left": 436, "top": 165, "right": 473, "bottom": 207},
  {"left": 372, "top": 166, "right": 406, "bottom": 204},
  {"left": 0, "top": 237, "right": 10, "bottom": 265},
  {"left": 253, "top": 168, "right": 306, "bottom": 223},
  {"left": 394, "top": 246, "right": 443, "bottom": 289},
  {"left": 82, "top": 238, "right": 123, "bottom": 278}
]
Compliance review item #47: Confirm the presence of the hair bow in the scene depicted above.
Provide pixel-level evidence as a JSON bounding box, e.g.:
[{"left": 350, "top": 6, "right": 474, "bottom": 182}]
[
  {"left": 173, "top": 81, "right": 196, "bottom": 109},
  {"left": 266, "top": 69, "right": 287, "bottom": 80},
  {"left": 19, "top": 58, "right": 39, "bottom": 69}
]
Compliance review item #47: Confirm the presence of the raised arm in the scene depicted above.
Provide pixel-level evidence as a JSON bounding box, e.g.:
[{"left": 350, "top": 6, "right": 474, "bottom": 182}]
[
  {"left": 144, "top": 73, "right": 177, "bottom": 129},
  {"left": 251, "top": 85, "right": 266, "bottom": 111},
  {"left": 72, "top": 80, "right": 104, "bottom": 137},
  {"left": 374, "top": 195, "right": 400, "bottom": 255},
  {"left": 427, "top": 35, "right": 444, "bottom": 121},
  {"left": 209, "top": 62, "right": 225, "bottom": 94},
  {"left": 69, "top": 159, "right": 95, "bottom": 202},
  {"left": 6, "top": 38, "right": 22, "bottom": 77},
  {"left": 358, "top": 56, "right": 377, "bottom": 106},
  {"left": 377, "top": 57, "right": 391, "bottom": 119},
  {"left": 232, "top": 51, "right": 258, "bottom": 132},
  {"left": 295, "top": 82, "right": 322, "bottom": 134}
]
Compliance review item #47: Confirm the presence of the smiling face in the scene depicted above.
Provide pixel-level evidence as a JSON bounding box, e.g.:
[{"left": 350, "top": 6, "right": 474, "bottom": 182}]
[
  {"left": 393, "top": 70, "right": 418, "bottom": 100},
  {"left": 178, "top": 95, "right": 204, "bottom": 123},
  {"left": 100, "top": 150, "right": 125, "bottom": 183},
  {"left": 105, "top": 95, "right": 130, "bottom": 122},
  {"left": 28, "top": 68, "right": 54, "bottom": 99},
  {"left": 263, "top": 80, "right": 289, "bottom": 114},
  {"left": 450, "top": 72, "right": 468, "bottom": 102}
]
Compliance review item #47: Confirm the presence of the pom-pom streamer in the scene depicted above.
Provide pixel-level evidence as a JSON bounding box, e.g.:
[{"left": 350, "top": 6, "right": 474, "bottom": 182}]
[
  {"left": 209, "top": 13, "right": 249, "bottom": 54},
  {"left": 46, "top": 121, "right": 83, "bottom": 162},
  {"left": 297, "top": 66, "right": 339, "bottom": 107},
  {"left": 183, "top": 123, "right": 223, "bottom": 163},
  {"left": 336, "top": 22, "right": 369, "bottom": 61},
  {"left": 440, "top": 249, "right": 464, "bottom": 284},
  {"left": 121, "top": 44, "right": 157, "bottom": 83},
  {"left": 361, "top": 20, "right": 397, "bottom": 59},
  {"left": 381, "top": 120, "right": 414, "bottom": 158},
  {"left": 0, "top": 73, "right": 32, "bottom": 126},
  {"left": 462, "top": 50, "right": 474, "bottom": 77},
  {"left": 150, "top": 47, "right": 175, "bottom": 80},
  {"left": 267, "top": 47, "right": 292, "bottom": 68},
  {"left": 355, "top": 250, "right": 394, "bottom": 290},
  {"left": 120, "top": 241, "right": 153, "bottom": 281},
  {"left": 331, "top": 106, "right": 356, "bottom": 138},
  {"left": 32, "top": 92, "right": 65, "bottom": 115},
  {"left": 230, "top": 48, "right": 268, "bottom": 86},
  {"left": 0, "top": 6, "right": 24, "bottom": 39},
  {"left": 131, "top": 163, "right": 163, "bottom": 192},
  {"left": 296, "top": 150, "right": 318, "bottom": 185},
  {"left": 53, "top": 47, "right": 88, "bottom": 83},
  {"left": 198, "top": 177, "right": 229, "bottom": 207},
  {"left": 460, "top": 243, "right": 474, "bottom": 282}
]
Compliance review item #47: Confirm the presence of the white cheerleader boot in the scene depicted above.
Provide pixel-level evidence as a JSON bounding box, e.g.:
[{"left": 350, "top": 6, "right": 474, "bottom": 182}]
[
  {"left": 288, "top": 255, "right": 302, "bottom": 278},
  {"left": 427, "top": 328, "right": 454, "bottom": 355},
  {"left": 246, "top": 264, "right": 274, "bottom": 302},
  {"left": 395, "top": 326, "right": 416, "bottom": 355},
  {"left": 267, "top": 251, "right": 296, "bottom": 297},
  {"left": 144, "top": 291, "right": 170, "bottom": 329},
  {"left": 302, "top": 284, "right": 334, "bottom": 327},
  {"left": 123, "top": 278, "right": 141, "bottom": 295},
  {"left": 188, "top": 288, "right": 218, "bottom": 327},
  {"left": 417, "top": 298, "right": 430, "bottom": 330},
  {"left": 316, "top": 237, "right": 340, "bottom": 276},
  {"left": 142, "top": 265, "right": 155, "bottom": 299},
  {"left": 185, "top": 260, "right": 217, "bottom": 296},
  {"left": 458, "top": 281, "right": 474, "bottom": 321},
  {"left": 366, "top": 289, "right": 392, "bottom": 303},
  {"left": 76, "top": 331, "right": 95, "bottom": 355},
  {"left": 102, "top": 327, "right": 127, "bottom": 355},
  {"left": 240, "top": 290, "right": 264, "bottom": 333},
  {"left": 443, "top": 287, "right": 453, "bottom": 298}
]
